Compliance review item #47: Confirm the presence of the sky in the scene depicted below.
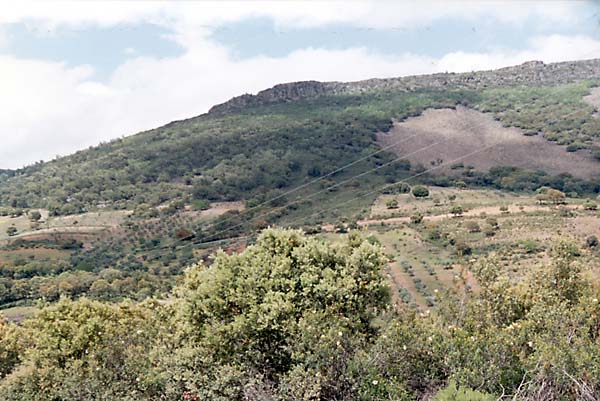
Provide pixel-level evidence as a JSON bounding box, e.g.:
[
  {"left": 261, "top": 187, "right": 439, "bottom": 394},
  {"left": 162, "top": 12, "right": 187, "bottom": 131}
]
[{"left": 1, "top": 1, "right": 600, "bottom": 169}]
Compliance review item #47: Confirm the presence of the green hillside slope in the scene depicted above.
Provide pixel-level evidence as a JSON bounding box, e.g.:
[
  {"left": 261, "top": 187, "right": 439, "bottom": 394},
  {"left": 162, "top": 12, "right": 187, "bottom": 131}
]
[
  {"left": 0, "top": 60, "right": 599, "bottom": 308},
  {"left": 1, "top": 59, "right": 600, "bottom": 218}
]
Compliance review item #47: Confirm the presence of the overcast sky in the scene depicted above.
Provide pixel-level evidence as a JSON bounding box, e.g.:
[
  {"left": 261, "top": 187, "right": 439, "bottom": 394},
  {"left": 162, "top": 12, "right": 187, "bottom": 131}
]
[{"left": 1, "top": 1, "right": 600, "bottom": 168}]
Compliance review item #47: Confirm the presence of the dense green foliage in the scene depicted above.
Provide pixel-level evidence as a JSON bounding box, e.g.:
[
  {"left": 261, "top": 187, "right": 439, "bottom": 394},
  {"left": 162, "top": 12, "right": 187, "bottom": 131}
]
[
  {"left": 0, "top": 81, "right": 599, "bottom": 309},
  {"left": 0, "top": 230, "right": 599, "bottom": 400},
  {"left": 476, "top": 82, "right": 600, "bottom": 148},
  {"left": 0, "top": 89, "right": 473, "bottom": 215}
]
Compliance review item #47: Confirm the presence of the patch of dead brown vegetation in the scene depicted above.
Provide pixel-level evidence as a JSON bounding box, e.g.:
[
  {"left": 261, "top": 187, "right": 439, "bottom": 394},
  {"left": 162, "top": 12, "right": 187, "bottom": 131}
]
[{"left": 377, "top": 106, "right": 599, "bottom": 179}]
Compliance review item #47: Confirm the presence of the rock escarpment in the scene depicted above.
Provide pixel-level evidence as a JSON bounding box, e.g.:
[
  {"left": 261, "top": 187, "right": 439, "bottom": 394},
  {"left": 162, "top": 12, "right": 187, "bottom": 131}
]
[{"left": 209, "top": 59, "right": 600, "bottom": 115}]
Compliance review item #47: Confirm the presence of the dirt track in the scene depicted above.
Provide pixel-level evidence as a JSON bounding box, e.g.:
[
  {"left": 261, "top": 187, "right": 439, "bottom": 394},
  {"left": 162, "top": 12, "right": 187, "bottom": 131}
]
[
  {"left": 358, "top": 203, "right": 580, "bottom": 227},
  {"left": 584, "top": 87, "right": 600, "bottom": 119}
]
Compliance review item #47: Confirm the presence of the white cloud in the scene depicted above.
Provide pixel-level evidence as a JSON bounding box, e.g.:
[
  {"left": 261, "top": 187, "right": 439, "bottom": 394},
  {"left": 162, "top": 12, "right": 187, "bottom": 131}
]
[
  {"left": 0, "top": 25, "right": 8, "bottom": 48},
  {"left": 0, "top": 1, "right": 585, "bottom": 31}
]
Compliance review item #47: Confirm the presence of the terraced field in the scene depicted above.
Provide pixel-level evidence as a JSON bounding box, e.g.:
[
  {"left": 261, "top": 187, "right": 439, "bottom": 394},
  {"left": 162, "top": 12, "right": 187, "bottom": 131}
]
[{"left": 350, "top": 188, "right": 600, "bottom": 309}]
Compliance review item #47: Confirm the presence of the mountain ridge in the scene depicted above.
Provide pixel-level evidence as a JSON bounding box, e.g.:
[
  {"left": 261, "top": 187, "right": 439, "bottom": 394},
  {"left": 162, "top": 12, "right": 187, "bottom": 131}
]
[{"left": 209, "top": 58, "right": 600, "bottom": 115}]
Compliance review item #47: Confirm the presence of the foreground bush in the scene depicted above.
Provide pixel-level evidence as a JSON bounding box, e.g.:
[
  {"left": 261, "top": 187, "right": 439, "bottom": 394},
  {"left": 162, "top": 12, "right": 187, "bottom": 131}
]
[{"left": 1, "top": 231, "right": 600, "bottom": 400}]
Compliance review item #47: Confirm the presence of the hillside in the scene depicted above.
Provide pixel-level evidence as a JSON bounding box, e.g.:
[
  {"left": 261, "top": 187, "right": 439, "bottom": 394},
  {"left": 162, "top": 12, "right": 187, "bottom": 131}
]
[
  {"left": 379, "top": 106, "right": 599, "bottom": 179},
  {"left": 0, "top": 59, "right": 598, "bottom": 309},
  {"left": 1, "top": 59, "right": 600, "bottom": 218},
  {"left": 2, "top": 61, "right": 600, "bottom": 400}
]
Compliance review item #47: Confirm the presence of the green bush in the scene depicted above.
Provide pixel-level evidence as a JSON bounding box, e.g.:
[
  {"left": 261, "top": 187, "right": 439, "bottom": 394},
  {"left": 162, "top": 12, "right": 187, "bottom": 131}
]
[
  {"left": 412, "top": 185, "right": 430, "bottom": 198},
  {"left": 410, "top": 212, "right": 424, "bottom": 224}
]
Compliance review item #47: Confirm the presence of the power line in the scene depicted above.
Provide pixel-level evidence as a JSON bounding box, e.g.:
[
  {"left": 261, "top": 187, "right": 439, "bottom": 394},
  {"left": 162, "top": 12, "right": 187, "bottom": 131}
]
[
  {"left": 191, "top": 131, "right": 424, "bottom": 236},
  {"left": 185, "top": 141, "right": 501, "bottom": 250},
  {"left": 279, "top": 142, "right": 501, "bottom": 231},
  {"left": 194, "top": 139, "right": 449, "bottom": 244},
  {"left": 142, "top": 139, "right": 453, "bottom": 259},
  {"left": 131, "top": 99, "right": 591, "bottom": 256}
]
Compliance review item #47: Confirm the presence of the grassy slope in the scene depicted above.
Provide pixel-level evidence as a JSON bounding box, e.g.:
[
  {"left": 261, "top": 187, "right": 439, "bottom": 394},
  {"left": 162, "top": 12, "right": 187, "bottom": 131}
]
[{"left": 1, "top": 82, "right": 599, "bottom": 219}]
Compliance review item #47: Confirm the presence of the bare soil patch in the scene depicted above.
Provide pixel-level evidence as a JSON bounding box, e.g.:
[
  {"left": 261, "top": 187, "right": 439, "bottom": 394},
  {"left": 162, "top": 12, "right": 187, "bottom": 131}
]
[
  {"left": 199, "top": 201, "right": 245, "bottom": 218},
  {"left": 583, "top": 87, "right": 600, "bottom": 118},
  {"left": 377, "top": 106, "right": 599, "bottom": 179}
]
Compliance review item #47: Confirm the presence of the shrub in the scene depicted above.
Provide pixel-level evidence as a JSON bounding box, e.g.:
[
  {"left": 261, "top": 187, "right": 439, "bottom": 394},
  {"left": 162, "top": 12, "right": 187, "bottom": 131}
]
[
  {"left": 383, "top": 182, "right": 411, "bottom": 194},
  {"left": 454, "top": 239, "right": 472, "bottom": 256},
  {"left": 432, "top": 382, "right": 495, "bottom": 401},
  {"left": 483, "top": 225, "right": 496, "bottom": 237},
  {"left": 428, "top": 229, "right": 442, "bottom": 240},
  {"left": 464, "top": 221, "right": 481, "bottom": 233},
  {"left": 450, "top": 205, "right": 464, "bottom": 217},
  {"left": 192, "top": 199, "right": 211, "bottom": 210},
  {"left": 412, "top": 185, "right": 429, "bottom": 198},
  {"left": 486, "top": 217, "right": 499, "bottom": 228},
  {"left": 410, "top": 212, "right": 424, "bottom": 224},
  {"left": 174, "top": 229, "right": 390, "bottom": 398},
  {"left": 28, "top": 211, "right": 42, "bottom": 222},
  {"left": 386, "top": 199, "right": 399, "bottom": 209},
  {"left": 558, "top": 206, "right": 573, "bottom": 217}
]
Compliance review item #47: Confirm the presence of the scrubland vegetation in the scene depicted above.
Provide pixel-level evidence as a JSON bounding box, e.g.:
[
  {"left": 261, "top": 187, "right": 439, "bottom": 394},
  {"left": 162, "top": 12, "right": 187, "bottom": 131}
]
[
  {"left": 0, "top": 229, "right": 598, "bottom": 400},
  {"left": 0, "top": 61, "right": 600, "bottom": 399}
]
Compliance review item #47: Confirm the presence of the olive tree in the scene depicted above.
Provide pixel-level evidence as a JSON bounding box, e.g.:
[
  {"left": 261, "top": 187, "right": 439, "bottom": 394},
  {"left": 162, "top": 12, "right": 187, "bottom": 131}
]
[{"left": 170, "top": 229, "right": 391, "bottom": 399}]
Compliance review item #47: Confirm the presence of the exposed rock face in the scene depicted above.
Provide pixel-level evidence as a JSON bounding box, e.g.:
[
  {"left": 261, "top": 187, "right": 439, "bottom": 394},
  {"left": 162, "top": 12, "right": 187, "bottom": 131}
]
[
  {"left": 208, "top": 81, "right": 339, "bottom": 114},
  {"left": 209, "top": 58, "right": 600, "bottom": 115}
]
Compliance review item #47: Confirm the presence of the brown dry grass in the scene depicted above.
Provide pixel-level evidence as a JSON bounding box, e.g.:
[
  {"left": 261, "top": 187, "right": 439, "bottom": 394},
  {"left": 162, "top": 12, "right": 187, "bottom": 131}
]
[{"left": 377, "top": 106, "right": 599, "bottom": 179}]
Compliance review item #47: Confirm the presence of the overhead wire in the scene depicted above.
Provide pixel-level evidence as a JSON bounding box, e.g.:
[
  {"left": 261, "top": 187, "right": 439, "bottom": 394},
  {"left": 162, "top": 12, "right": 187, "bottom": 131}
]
[
  {"left": 142, "top": 138, "right": 449, "bottom": 259},
  {"left": 188, "top": 131, "right": 424, "bottom": 236},
  {"left": 193, "top": 138, "right": 449, "bottom": 244},
  {"left": 139, "top": 92, "right": 595, "bottom": 257}
]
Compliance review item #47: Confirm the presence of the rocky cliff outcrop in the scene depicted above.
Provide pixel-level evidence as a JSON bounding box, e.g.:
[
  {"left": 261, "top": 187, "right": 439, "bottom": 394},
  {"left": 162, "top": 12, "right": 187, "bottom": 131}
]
[{"left": 209, "top": 58, "right": 600, "bottom": 115}]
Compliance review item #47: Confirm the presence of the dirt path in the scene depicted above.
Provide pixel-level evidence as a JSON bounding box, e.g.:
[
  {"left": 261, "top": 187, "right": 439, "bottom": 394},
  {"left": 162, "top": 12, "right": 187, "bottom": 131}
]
[
  {"left": 358, "top": 203, "right": 580, "bottom": 227},
  {"left": 584, "top": 87, "right": 600, "bottom": 119}
]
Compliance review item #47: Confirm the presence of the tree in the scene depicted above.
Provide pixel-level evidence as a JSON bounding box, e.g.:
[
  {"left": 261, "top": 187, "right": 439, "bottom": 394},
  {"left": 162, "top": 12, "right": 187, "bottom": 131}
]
[
  {"left": 412, "top": 185, "right": 429, "bottom": 198},
  {"left": 28, "top": 211, "right": 41, "bottom": 222},
  {"left": 385, "top": 199, "right": 399, "bottom": 209},
  {"left": 584, "top": 200, "right": 598, "bottom": 210},
  {"left": 174, "top": 229, "right": 390, "bottom": 398},
  {"left": 450, "top": 205, "right": 464, "bottom": 217}
]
